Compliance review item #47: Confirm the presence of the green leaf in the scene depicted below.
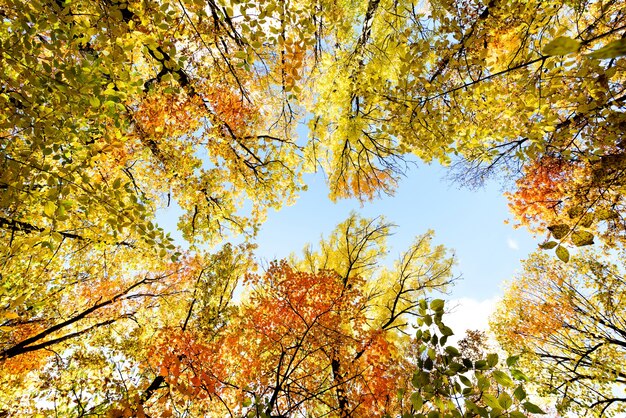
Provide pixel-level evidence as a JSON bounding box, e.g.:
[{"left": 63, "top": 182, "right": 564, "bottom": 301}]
[
  {"left": 424, "top": 357, "right": 433, "bottom": 371},
  {"left": 555, "top": 245, "right": 570, "bottom": 263},
  {"left": 514, "top": 384, "right": 527, "bottom": 401},
  {"left": 510, "top": 412, "right": 527, "bottom": 418},
  {"left": 430, "top": 299, "right": 445, "bottom": 311},
  {"left": 439, "top": 323, "right": 454, "bottom": 336},
  {"left": 596, "top": 208, "right": 618, "bottom": 220},
  {"left": 498, "top": 392, "right": 513, "bottom": 410},
  {"left": 486, "top": 353, "right": 498, "bottom": 367},
  {"left": 506, "top": 355, "right": 520, "bottom": 367},
  {"left": 543, "top": 36, "right": 581, "bottom": 56},
  {"left": 413, "top": 371, "right": 429, "bottom": 388},
  {"left": 458, "top": 374, "right": 472, "bottom": 387},
  {"left": 397, "top": 388, "right": 405, "bottom": 402},
  {"left": 474, "top": 360, "right": 488, "bottom": 370},
  {"left": 571, "top": 230, "right": 594, "bottom": 246},
  {"left": 523, "top": 401, "right": 546, "bottom": 414},
  {"left": 510, "top": 368, "right": 529, "bottom": 381},
  {"left": 483, "top": 393, "right": 500, "bottom": 409},
  {"left": 492, "top": 370, "right": 514, "bottom": 387},
  {"left": 447, "top": 362, "right": 463, "bottom": 374},
  {"left": 465, "top": 399, "right": 478, "bottom": 411},
  {"left": 548, "top": 224, "right": 570, "bottom": 240},
  {"left": 588, "top": 39, "right": 626, "bottom": 59},
  {"left": 445, "top": 346, "right": 460, "bottom": 357},
  {"left": 410, "top": 391, "right": 423, "bottom": 410},
  {"left": 539, "top": 241, "right": 558, "bottom": 250},
  {"left": 477, "top": 374, "right": 490, "bottom": 390}
]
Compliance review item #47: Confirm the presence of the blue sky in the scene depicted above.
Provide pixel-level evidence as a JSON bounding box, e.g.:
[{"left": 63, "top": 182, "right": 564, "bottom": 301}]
[{"left": 254, "top": 162, "right": 537, "bottom": 301}]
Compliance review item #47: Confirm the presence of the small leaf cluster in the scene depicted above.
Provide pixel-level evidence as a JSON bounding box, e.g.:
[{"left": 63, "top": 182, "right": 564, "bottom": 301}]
[{"left": 399, "top": 300, "right": 545, "bottom": 418}]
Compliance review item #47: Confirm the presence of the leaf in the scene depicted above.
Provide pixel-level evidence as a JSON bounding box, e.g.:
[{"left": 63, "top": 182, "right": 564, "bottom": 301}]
[
  {"left": 445, "top": 346, "right": 460, "bottom": 357},
  {"left": 439, "top": 324, "right": 454, "bottom": 336},
  {"left": 410, "top": 391, "right": 423, "bottom": 410},
  {"left": 567, "top": 206, "right": 583, "bottom": 219},
  {"left": 3, "top": 312, "right": 19, "bottom": 320},
  {"left": 588, "top": 39, "right": 626, "bottom": 59},
  {"left": 486, "top": 353, "right": 498, "bottom": 367},
  {"left": 570, "top": 230, "right": 594, "bottom": 246},
  {"left": 412, "top": 371, "right": 427, "bottom": 388},
  {"left": 555, "top": 245, "right": 570, "bottom": 263},
  {"left": 498, "top": 392, "right": 513, "bottom": 410},
  {"left": 483, "top": 393, "right": 500, "bottom": 409},
  {"left": 513, "top": 384, "right": 527, "bottom": 401},
  {"left": 506, "top": 355, "right": 520, "bottom": 367},
  {"left": 596, "top": 208, "right": 618, "bottom": 220},
  {"left": 427, "top": 411, "right": 440, "bottom": 418},
  {"left": 396, "top": 388, "right": 405, "bottom": 402},
  {"left": 539, "top": 241, "right": 558, "bottom": 250},
  {"left": 580, "top": 213, "right": 594, "bottom": 228},
  {"left": 458, "top": 374, "right": 472, "bottom": 386},
  {"left": 492, "top": 370, "right": 514, "bottom": 387},
  {"left": 523, "top": 401, "right": 546, "bottom": 414},
  {"left": 474, "top": 360, "right": 488, "bottom": 370},
  {"left": 430, "top": 299, "right": 445, "bottom": 311},
  {"left": 43, "top": 201, "right": 56, "bottom": 218},
  {"left": 543, "top": 36, "right": 581, "bottom": 56},
  {"left": 510, "top": 369, "right": 529, "bottom": 382},
  {"left": 477, "top": 374, "right": 490, "bottom": 390},
  {"left": 547, "top": 224, "right": 570, "bottom": 240}
]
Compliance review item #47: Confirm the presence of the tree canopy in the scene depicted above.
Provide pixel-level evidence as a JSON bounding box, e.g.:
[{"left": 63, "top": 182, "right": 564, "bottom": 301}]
[
  {"left": 2, "top": 0, "right": 626, "bottom": 416},
  {"left": 493, "top": 252, "right": 626, "bottom": 417}
]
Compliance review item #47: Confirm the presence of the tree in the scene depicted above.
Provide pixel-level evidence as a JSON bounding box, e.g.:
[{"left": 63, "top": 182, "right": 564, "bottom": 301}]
[
  {"left": 0, "top": 213, "right": 547, "bottom": 417},
  {"left": 1, "top": 0, "right": 310, "bottom": 401},
  {"left": 3, "top": 0, "right": 625, "bottom": 415},
  {"left": 122, "top": 215, "right": 541, "bottom": 418},
  {"left": 142, "top": 214, "right": 458, "bottom": 417},
  {"left": 0, "top": 243, "right": 254, "bottom": 416},
  {"left": 492, "top": 251, "right": 626, "bottom": 417}
]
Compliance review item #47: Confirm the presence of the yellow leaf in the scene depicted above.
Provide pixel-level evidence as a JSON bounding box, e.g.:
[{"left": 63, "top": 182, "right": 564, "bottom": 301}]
[
  {"left": 543, "top": 37, "right": 580, "bottom": 56},
  {"left": 588, "top": 39, "right": 626, "bottom": 59},
  {"left": 43, "top": 201, "right": 56, "bottom": 218},
  {"left": 555, "top": 245, "right": 570, "bottom": 263},
  {"left": 3, "top": 312, "right": 19, "bottom": 320}
]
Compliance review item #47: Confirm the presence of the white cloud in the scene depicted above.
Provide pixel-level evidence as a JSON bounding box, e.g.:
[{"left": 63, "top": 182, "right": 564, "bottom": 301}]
[
  {"left": 507, "top": 237, "right": 519, "bottom": 250},
  {"left": 444, "top": 297, "right": 499, "bottom": 345}
]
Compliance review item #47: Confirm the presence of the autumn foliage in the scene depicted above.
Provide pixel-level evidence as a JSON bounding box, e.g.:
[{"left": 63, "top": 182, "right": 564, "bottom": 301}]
[
  {"left": 3, "top": 0, "right": 626, "bottom": 416},
  {"left": 493, "top": 252, "right": 626, "bottom": 416},
  {"left": 149, "top": 262, "right": 406, "bottom": 417}
]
